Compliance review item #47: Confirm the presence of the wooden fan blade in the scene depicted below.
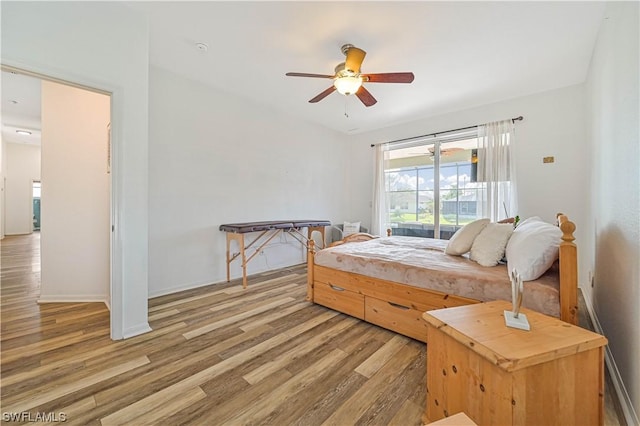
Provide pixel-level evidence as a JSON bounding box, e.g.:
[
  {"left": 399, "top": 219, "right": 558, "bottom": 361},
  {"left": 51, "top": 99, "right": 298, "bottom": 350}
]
[
  {"left": 309, "top": 86, "right": 336, "bottom": 103},
  {"left": 356, "top": 86, "right": 377, "bottom": 107},
  {"left": 286, "top": 72, "right": 334, "bottom": 79},
  {"left": 362, "top": 72, "right": 415, "bottom": 83},
  {"left": 345, "top": 47, "right": 366, "bottom": 73}
]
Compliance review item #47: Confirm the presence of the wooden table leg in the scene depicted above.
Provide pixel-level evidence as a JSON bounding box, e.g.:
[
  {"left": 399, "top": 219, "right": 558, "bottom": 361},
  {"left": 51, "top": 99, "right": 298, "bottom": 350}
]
[
  {"left": 226, "top": 233, "right": 232, "bottom": 282},
  {"left": 226, "top": 233, "right": 248, "bottom": 288}
]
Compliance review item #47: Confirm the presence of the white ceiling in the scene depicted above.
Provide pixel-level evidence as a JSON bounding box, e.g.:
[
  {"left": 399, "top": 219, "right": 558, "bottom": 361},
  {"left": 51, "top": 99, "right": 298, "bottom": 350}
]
[
  {"left": 1, "top": 1, "right": 606, "bottom": 140},
  {"left": 127, "top": 1, "right": 606, "bottom": 134},
  {"left": 1, "top": 71, "right": 42, "bottom": 145}
]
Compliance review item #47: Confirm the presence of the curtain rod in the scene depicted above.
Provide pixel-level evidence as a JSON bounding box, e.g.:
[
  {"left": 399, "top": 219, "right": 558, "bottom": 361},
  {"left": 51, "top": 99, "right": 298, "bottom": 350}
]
[{"left": 370, "top": 115, "right": 523, "bottom": 147}]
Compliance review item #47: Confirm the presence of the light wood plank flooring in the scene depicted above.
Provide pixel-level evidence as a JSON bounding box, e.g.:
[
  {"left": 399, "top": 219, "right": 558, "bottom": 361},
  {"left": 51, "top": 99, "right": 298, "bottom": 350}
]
[{"left": 1, "top": 233, "right": 625, "bottom": 425}]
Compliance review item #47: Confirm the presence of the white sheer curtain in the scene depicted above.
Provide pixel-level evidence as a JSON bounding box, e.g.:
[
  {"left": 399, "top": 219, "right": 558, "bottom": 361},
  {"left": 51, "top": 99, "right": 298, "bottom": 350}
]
[
  {"left": 371, "top": 143, "right": 390, "bottom": 236},
  {"left": 477, "top": 119, "right": 518, "bottom": 221}
]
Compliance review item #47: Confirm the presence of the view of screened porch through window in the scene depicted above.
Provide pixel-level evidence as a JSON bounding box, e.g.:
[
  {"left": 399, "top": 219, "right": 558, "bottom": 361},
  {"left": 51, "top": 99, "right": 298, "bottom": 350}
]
[{"left": 385, "top": 135, "right": 484, "bottom": 239}]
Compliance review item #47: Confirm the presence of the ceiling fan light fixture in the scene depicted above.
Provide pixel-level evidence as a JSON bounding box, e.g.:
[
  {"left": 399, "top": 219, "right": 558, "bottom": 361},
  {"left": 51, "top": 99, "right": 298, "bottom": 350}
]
[
  {"left": 333, "top": 75, "right": 362, "bottom": 96},
  {"left": 286, "top": 44, "right": 413, "bottom": 106}
]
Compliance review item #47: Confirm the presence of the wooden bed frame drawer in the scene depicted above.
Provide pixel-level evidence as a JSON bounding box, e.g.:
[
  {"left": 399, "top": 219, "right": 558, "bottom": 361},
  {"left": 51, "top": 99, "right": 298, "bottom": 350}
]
[
  {"left": 314, "top": 266, "right": 364, "bottom": 293},
  {"left": 366, "top": 283, "right": 479, "bottom": 314},
  {"left": 365, "top": 296, "right": 428, "bottom": 342},
  {"left": 314, "top": 281, "right": 364, "bottom": 319},
  {"left": 314, "top": 266, "right": 478, "bottom": 313}
]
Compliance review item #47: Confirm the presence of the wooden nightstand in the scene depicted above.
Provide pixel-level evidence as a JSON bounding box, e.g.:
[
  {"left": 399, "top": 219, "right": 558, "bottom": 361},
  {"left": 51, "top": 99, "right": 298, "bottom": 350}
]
[
  {"left": 426, "top": 412, "right": 477, "bottom": 425},
  {"left": 422, "top": 300, "right": 608, "bottom": 426}
]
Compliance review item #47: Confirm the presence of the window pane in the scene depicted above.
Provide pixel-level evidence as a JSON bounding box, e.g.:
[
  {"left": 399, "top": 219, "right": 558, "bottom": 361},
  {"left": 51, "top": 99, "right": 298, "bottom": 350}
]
[
  {"left": 387, "top": 170, "right": 418, "bottom": 191},
  {"left": 389, "top": 191, "right": 415, "bottom": 223},
  {"left": 384, "top": 134, "right": 483, "bottom": 240},
  {"left": 436, "top": 139, "right": 481, "bottom": 239},
  {"left": 418, "top": 190, "right": 434, "bottom": 224},
  {"left": 417, "top": 167, "right": 434, "bottom": 190}
]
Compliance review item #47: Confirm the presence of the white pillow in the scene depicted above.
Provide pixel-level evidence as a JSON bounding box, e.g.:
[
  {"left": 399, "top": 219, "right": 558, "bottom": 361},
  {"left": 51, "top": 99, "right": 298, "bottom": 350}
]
[
  {"left": 470, "top": 223, "right": 514, "bottom": 267},
  {"left": 343, "top": 221, "right": 361, "bottom": 237},
  {"left": 506, "top": 217, "right": 562, "bottom": 281},
  {"left": 516, "top": 215, "right": 543, "bottom": 228},
  {"left": 445, "top": 218, "right": 491, "bottom": 255}
]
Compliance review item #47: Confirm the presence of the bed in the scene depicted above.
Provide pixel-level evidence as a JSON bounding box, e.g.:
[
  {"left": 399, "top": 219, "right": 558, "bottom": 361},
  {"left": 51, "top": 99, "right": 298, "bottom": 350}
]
[{"left": 306, "top": 214, "right": 578, "bottom": 342}]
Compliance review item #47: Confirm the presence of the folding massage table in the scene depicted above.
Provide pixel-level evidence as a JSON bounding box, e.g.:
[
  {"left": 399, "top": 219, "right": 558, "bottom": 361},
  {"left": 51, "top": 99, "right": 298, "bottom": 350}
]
[{"left": 219, "top": 220, "right": 331, "bottom": 288}]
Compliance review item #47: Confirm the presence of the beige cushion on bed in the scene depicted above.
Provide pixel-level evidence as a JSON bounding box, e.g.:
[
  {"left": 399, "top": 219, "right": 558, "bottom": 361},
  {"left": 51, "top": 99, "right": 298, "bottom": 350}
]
[
  {"left": 470, "top": 223, "right": 514, "bottom": 267},
  {"left": 445, "top": 218, "right": 490, "bottom": 255},
  {"left": 343, "top": 221, "right": 361, "bottom": 237},
  {"left": 506, "top": 216, "right": 562, "bottom": 280}
]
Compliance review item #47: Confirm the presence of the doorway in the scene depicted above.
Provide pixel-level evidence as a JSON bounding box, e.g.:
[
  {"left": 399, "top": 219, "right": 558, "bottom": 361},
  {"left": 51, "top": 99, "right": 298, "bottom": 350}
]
[{"left": 1, "top": 68, "right": 112, "bottom": 323}]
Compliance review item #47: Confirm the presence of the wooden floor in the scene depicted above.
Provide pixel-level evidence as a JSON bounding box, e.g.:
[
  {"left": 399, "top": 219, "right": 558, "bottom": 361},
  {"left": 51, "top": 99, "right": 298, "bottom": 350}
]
[{"left": 0, "top": 233, "right": 625, "bottom": 425}]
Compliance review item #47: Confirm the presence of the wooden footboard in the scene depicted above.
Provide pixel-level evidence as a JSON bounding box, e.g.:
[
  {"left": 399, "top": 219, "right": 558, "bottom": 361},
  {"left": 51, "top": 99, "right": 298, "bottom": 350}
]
[
  {"left": 328, "top": 232, "right": 380, "bottom": 247},
  {"left": 557, "top": 214, "right": 578, "bottom": 325},
  {"left": 307, "top": 214, "right": 579, "bottom": 342},
  {"left": 306, "top": 240, "right": 316, "bottom": 302}
]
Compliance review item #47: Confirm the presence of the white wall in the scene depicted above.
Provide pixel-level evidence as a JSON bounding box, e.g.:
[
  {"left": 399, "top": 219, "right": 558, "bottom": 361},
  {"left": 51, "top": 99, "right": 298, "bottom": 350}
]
[
  {"left": 3, "top": 142, "right": 40, "bottom": 235},
  {"left": 585, "top": 2, "right": 639, "bottom": 423},
  {"left": 347, "top": 84, "right": 588, "bottom": 275},
  {"left": 148, "top": 67, "right": 350, "bottom": 296},
  {"left": 1, "top": 2, "right": 150, "bottom": 338},
  {"left": 39, "top": 81, "right": 110, "bottom": 303}
]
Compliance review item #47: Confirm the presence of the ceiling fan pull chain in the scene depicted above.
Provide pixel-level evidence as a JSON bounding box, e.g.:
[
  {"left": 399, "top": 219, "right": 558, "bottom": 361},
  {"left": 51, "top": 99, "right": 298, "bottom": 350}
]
[{"left": 344, "top": 98, "right": 349, "bottom": 118}]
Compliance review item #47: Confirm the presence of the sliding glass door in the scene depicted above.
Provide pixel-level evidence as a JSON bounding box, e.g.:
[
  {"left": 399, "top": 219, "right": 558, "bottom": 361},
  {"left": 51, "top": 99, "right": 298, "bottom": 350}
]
[{"left": 384, "top": 131, "right": 482, "bottom": 239}]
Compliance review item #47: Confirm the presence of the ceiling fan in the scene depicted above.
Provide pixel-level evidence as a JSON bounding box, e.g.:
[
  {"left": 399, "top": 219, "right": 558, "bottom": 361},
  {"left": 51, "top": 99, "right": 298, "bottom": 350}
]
[
  {"left": 285, "top": 44, "right": 415, "bottom": 107},
  {"left": 427, "top": 147, "right": 464, "bottom": 156}
]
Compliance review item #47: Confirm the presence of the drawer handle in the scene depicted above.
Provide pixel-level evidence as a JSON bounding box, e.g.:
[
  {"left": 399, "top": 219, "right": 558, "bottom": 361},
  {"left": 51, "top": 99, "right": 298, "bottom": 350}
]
[
  {"left": 329, "top": 284, "right": 345, "bottom": 292},
  {"left": 388, "top": 301, "right": 410, "bottom": 310}
]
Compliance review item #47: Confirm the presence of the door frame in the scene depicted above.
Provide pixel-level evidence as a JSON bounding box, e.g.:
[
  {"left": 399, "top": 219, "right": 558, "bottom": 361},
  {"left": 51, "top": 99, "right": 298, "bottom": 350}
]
[{"left": 1, "top": 64, "right": 122, "bottom": 338}]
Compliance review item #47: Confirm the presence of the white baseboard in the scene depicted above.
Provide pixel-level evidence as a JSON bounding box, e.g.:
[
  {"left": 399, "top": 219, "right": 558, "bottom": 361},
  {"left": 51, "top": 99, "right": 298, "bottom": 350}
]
[
  {"left": 148, "top": 261, "right": 306, "bottom": 299},
  {"left": 122, "top": 322, "right": 152, "bottom": 339},
  {"left": 37, "top": 294, "right": 108, "bottom": 304},
  {"left": 148, "top": 277, "right": 223, "bottom": 299},
  {"left": 36, "top": 296, "right": 147, "bottom": 340},
  {"left": 581, "top": 286, "right": 639, "bottom": 426}
]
